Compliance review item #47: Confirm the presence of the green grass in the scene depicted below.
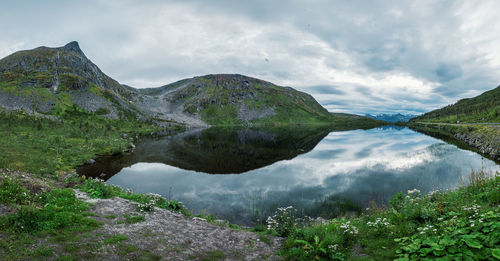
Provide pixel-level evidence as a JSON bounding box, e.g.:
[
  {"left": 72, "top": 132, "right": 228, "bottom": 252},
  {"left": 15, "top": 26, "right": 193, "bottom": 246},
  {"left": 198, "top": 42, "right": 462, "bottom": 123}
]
[
  {"left": 0, "top": 104, "right": 176, "bottom": 260},
  {"left": 276, "top": 171, "right": 500, "bottom": 260},
  {"left": 123, "top": 214, "right": 145, "bottom": 224},
  {"left": 104, "top": 234, "right": 128, "bottom": 244},
  {"left": 80, "top": 178, "right": 185, "bottom": 213},
  {"left": 195, "top": 250, "right": 226, "bottom": 261},
  {"left": 0, "top": 186, "right": 100, "bottom": 234},
  {"left": 258, "top": 234, "right": 271, "bottom": 244},
  {"left": 0, "top": 177, "right": 102, "bottom": 259},
  {"left": 200, "top": 103, "right": 241, "bottom": 126},
  {"left": 0, "top": 109, "right": 162, "bottom": 176}
]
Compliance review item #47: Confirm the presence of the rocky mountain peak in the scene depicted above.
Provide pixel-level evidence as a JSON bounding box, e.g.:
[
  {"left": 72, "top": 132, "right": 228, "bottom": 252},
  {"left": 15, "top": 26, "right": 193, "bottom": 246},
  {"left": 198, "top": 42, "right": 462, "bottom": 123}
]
[{"left": 62, "top": 41, "right": 85, "bottom": 56}]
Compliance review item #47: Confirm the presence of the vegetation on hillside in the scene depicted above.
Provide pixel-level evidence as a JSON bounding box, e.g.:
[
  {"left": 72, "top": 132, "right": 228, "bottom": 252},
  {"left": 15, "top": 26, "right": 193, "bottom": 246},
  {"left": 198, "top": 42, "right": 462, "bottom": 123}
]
[
  {"left": 0, "top": 109, "right": 171, "bottom": 176},
  {"left": 329, "top": 113, "right": 387, "bottom": 130},
  {"left": 412, "top": 86, "right": 500, "bottom": 123},
  {"left": 167, "top": 74, "right": 334, "bottom": 126}
]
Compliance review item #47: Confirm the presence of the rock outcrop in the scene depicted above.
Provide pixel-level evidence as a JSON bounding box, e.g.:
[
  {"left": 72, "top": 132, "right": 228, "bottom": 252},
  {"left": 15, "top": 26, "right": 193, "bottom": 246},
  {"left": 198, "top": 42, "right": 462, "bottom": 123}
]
[{"left": 454, "top": 132, "right": 500, "bottom": 161}]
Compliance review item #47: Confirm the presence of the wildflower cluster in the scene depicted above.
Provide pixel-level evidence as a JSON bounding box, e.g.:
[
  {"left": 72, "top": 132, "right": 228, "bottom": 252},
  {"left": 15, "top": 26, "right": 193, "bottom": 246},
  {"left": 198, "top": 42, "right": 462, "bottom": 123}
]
[
  {"left": 463, "top": 203, "right": 482, "bottom": 227},
  {"left": 328, "top": 244, "right": 339, "bottom": 251},
  {"left": 366, "top": 217, "right": 390, "bottom": 229},
  {"left": 266, "top": 206, "right": 296, "bottom": 236},
  {"left": 407, "top": 188, "right": 420, "bottom": 195},
  {"left": 417, "top": 224, "right": 437, "bottom": 234},
  {"left": 136, "top": 193, "right": 163, "bottom": 212},
  {"left": 427, "top": 190, "right": 440, "bottom": 197},
  {"left": 339, "top": 220, "right": 358, "bottom": 235}
]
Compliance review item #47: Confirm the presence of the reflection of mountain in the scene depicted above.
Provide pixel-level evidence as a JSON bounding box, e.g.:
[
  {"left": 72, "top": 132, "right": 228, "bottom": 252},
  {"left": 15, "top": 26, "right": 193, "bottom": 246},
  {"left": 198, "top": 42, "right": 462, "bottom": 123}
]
[
  {"left": 365, "top": 113, "right": 416, "bottom": 122},
  {"left": 77, "top": 126, "right": 330, "bottom": 179}
]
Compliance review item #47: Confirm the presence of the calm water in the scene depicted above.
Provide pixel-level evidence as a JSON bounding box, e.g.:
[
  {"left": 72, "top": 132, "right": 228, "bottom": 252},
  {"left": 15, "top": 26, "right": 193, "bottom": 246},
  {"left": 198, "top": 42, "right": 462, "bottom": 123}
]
[{"left": 78, "top": 126, "right": 500, "bottom": 225}]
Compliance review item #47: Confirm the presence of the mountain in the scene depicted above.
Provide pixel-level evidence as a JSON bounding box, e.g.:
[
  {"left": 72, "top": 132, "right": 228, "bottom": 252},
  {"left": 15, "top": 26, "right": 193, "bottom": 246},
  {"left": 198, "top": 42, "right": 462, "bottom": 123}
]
[
  {"left": 365, "top": 113, "right": 416, "bottom": 123},
  {"left": 0, "top": 41, "right": 141, "bottom": 120},
  {"left": 330, "top": 113, "right": 387, "bottom": 129},
  {"left": 0, "top": 42, "right": 380, "bottom": 127},
  {"left": 411, "top": 86, "right": 500, "bottom": 123},
  {"left": 132, "top": 74, "right": 333, "bottom": 126}
]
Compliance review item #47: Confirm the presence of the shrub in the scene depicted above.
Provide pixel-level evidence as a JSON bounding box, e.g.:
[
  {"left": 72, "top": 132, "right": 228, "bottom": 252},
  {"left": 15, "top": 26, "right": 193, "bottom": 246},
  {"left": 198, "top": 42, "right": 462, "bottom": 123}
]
[
  {"left": 1, "top": 188, "right": 99, "bottom": 233},
  {"left": 266, "top": 206, "right": 297, "bottom": 237},
  {"left": 395, "top": 209, "right": 500, "bottom": 260},
  {"left": 82, "top": 178, "right": 118, "bottom": 198},
  {"left": 281, "top": 220, "right": 352, "bottom": 260},
  {"left": 0, "top": 177, "right": 31, "bottom": 205}
]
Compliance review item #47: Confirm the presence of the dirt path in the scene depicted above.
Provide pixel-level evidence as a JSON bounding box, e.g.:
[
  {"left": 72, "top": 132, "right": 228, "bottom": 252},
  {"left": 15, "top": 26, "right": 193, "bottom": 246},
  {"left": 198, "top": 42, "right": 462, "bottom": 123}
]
[{"left": 74, "top": 190, "right": 283, "bottom": 260}]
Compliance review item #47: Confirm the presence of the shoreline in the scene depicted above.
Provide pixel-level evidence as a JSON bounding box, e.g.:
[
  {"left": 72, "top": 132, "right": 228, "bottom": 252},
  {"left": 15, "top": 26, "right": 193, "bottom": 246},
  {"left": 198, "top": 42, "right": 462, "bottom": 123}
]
[{"left": 407, "top": 122, "right": 500, "bottom": 163}]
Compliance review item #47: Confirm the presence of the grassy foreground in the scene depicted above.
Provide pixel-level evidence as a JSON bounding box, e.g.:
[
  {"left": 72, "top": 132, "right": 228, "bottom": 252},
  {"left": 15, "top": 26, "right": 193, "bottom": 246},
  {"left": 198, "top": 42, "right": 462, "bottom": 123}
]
[
  {"left": 271, "top": 171, "right": 500, "bottom": 260},
  {"left": 0, "top": 170, "right": 197, "bottom": 260}
]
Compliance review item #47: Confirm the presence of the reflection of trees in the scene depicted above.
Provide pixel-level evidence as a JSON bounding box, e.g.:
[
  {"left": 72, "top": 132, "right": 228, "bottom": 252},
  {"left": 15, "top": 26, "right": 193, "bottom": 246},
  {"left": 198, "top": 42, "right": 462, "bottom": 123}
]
[{"left": 78, "top": 126, "right": 331, "bottom": 179}]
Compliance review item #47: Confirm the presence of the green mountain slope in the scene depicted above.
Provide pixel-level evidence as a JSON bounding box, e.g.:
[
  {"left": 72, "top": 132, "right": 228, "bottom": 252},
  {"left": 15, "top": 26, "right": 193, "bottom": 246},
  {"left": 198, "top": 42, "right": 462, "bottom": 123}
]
[
  {"left": 131, "top": 74, "right": 333, "bottom": 126},
  {"left": 330, "top": 113, "right": 387, "bottom": 130},
  {"left": 411, "top": 85, "right": 500, "bottom": 123},
  {"left": 0, "top": 41, "right": 384, "bottom": 128}
]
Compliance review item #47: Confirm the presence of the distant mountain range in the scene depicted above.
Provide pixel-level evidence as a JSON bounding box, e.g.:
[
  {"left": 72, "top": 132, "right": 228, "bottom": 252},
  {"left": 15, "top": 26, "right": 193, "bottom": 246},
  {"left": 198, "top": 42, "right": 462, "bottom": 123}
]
[{"left": 364, "top": 113, "right": 417, "bottom": 123}]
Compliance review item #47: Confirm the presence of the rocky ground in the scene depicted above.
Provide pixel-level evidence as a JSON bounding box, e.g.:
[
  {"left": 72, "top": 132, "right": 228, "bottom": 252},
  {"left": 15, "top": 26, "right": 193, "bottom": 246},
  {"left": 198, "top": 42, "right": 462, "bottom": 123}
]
[
  {"left": 73, "top": 190, "right": 283, "bottom": 260},
  {"left": 0, "top": 169, "right": 283, "bottom": 260},
  {"left": 453, "top": 125, "right": 500, "bottom": 161}
]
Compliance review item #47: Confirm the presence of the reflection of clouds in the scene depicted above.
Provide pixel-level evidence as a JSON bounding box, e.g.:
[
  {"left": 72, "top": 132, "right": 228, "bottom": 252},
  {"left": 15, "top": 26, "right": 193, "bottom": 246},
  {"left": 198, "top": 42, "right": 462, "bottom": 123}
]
[
  {"left": 127, "top": 162, "right": 166, "bottom": 172},
  {"left": 108, "top": 127, "right": 499, "bottom": 225}
]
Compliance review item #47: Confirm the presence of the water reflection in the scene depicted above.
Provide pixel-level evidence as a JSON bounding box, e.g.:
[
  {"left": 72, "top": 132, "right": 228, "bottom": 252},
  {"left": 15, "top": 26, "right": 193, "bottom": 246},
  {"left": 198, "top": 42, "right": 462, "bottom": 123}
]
[
  {"left": 78, "top": 126, "right": 331, "bottom": 177},
  {"left": 79, "top": 127, "right": 499, "bottom": 225}
]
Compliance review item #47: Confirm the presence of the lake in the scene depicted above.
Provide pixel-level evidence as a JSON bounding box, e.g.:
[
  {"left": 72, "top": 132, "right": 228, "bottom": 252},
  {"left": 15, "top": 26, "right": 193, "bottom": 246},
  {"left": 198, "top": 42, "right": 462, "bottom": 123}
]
[{"left": 78, "top": 126, "right": 500, "bottom": 225}]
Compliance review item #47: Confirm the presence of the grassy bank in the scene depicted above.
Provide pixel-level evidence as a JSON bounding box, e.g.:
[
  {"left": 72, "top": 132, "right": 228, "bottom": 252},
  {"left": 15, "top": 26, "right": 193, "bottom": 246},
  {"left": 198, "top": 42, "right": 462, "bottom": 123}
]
[
  {"left": 407, "top": 122, "right": 500, "bottom": 162},
  {"left": 0, "top": 109, "right": 177, "bottom": 176},
  {"left": 272, "top": 171, "right": 500, "bottom": 260}
]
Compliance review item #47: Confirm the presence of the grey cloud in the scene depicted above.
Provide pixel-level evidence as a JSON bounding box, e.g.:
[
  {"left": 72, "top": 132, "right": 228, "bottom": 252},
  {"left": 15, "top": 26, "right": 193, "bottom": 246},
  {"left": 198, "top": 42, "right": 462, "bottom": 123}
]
[
  {"left": 307, "top": 85, "right": 345, "bottom": 95},
  {"left": 435, "top": 63, "right": 463, "bottom": 82},
  {"left": 1, "top": 0, "right": 500, "bottom": 115}
]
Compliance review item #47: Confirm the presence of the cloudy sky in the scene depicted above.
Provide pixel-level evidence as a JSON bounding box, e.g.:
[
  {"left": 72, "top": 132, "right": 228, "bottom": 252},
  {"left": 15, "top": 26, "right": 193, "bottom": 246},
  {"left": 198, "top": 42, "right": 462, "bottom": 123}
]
[{"left": 1, "top": 0, "right": 500, "bottom": 115}]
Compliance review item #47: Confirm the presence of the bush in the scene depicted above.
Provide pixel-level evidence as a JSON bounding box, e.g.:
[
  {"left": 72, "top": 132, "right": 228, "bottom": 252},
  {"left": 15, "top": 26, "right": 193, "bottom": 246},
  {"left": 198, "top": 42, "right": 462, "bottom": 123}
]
[
  {"left": 395, "top": 209, "right": 500, "bottom": 260},
  {"left": 0, "top": 177, "right": 31, "bottom": 205},
  {"left": 281, "top": 220, "right": 352, "bottom": 260},
  {"left": 82, "top": 178, "right": 119, "bottom": 198},
  {"left": 266, "top": 206, "right": 297, "bottom": 237},
  {"left": 1, "top": 188, "right": 99, "bottom": 233}
]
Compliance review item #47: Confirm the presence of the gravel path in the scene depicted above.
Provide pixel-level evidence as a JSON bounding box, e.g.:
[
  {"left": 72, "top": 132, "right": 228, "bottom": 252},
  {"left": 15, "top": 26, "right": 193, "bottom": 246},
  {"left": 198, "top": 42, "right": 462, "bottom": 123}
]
[{"left": 75, "top": 190, "right": 283, "bottom": 260}]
